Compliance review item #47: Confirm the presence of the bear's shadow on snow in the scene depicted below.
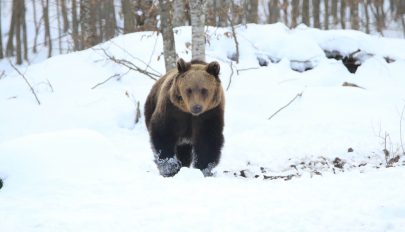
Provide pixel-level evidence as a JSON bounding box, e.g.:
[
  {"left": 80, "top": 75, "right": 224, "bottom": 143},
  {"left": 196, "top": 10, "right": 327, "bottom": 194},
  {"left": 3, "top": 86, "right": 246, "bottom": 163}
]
[{"left": 0, "top": 178, "right": 3, "bottom": 190}]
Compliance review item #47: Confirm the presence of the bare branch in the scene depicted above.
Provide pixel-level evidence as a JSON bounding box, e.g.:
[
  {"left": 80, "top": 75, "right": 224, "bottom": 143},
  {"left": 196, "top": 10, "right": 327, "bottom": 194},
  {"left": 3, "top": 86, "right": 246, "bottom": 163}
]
[
  {"left": 91, "top": 73, "right": 121, "bottom": 90},
  {"left": 227, "top": 13, "right": 239, "bottom": 64},
  {"left": 8, "top": 59, "right": 41, "bottom": 105},
  {"left": 268, "top": 92, "right": 303, "bottom": 120},
  {"left": 236, "top": 67, "right": 260, "bottom": 74},
  {"left": 226, "top": 61, "right": 234, "bottom": 91},
  {"left": 98, "top": 48, "right": 159, "bottom": 81}
]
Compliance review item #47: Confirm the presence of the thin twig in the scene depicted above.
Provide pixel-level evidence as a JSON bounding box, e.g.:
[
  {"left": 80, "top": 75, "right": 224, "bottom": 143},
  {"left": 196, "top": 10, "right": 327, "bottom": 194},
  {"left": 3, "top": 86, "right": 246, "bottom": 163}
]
[
  {"left": 109, "top": 40, "right": 162, "bottom": 75},
  {"left": 236, "top": 67, "right": 260, "bottom": 74},
  {"left": 226, "top": 61, "right": 234, "bottom": 91},
  {"left": 91, "top": 73, "right": 121, "bottom": 90},
  {"left": 8, "top": 60, "right": 41, "bottom": 105},
  {"left": 268, "top": 92, "right": 303, "bottom": 120},
  {"left": 99, "top": 48, "right": 159, "bottom": 81}
]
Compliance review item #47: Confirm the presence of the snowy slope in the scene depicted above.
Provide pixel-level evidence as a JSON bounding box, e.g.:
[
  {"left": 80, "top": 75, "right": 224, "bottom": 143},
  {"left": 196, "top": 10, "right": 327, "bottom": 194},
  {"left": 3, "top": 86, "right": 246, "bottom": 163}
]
[{"left": 1, "top": 24, "right": 405, "bottom": 231}]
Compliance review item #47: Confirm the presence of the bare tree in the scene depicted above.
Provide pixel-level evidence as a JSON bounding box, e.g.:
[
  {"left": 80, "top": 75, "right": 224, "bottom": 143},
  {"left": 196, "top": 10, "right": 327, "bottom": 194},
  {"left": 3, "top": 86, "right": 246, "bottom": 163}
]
[
  {"left": 190, "top": 0, "right": 206, "bottom": 61},
  {"left": 291, "top": 0, "right": 300, "bottom": 28},
  {"left": 206, "top": 0, "right": 216, "bottom": 26},
  {"left": 72, "top": 0, "right": 80, "bottom": 51},
  {"left": 332, "top": 0, "right": 339, "bottom": 25},
  {"left": 302, "top": 0, "right": 310, "bottom": 26},
  {"left": 60, "top": 0, "right": 69, "bottom": 32},
  {"left": 350, "top": 0, "right": 360, "bottom": 30},
  {"left": 80, "top": 0, "right": 98, "bottom": 49},
  {"left": 363, "top": 0, "right": 371, "bottom": 34},
  {"left": 313, "top": 0, "right": 321, "bottom": 28},
  {"left": 247, "top": 0, "right": 259, "bottom": 24},
  {"left": 42, "top": 0, "right": 52, "bottom": 57},
  {"left": 269, "top": 0, "right": 280, "bottom": 24},
  {"left": 324, "top": 0, "right": 330, "bottom": 29},
  {"left": 173, "top": 0, "right": 187, "bottom": 27},
  {"left": 340, "top": 0, "right": 347, "bottom": 29},
  {"left": 158, "top": 0, "right": 177, "bottom": 71},
  {"left": 122, "top": 0, "right": 135, "bottom": 33}
]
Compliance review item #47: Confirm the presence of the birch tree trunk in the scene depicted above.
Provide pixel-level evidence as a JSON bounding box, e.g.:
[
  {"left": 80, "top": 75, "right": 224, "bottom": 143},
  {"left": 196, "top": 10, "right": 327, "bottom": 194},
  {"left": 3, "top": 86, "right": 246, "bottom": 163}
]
[
  {"left": 324, "top": 0, "right": 329, "bottom": 29},
  {"left": 173, "top": 0, "right": 186, "bottom": 27},
  {"left": 190, "top": 0, "right": 206, "bottom": 61},
  {"left": 158, "top": 0, "right": 177, "bottom": 71}
]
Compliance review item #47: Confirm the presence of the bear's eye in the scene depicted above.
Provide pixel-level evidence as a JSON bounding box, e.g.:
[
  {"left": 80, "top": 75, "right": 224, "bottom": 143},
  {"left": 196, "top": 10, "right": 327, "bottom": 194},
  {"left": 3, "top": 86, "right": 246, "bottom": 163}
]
[
  {"left": 186, "top": 88, "right": 192, "bottom": 95},
  {"left": 201, "top": 88, "right": 208, "bottom": 96}
]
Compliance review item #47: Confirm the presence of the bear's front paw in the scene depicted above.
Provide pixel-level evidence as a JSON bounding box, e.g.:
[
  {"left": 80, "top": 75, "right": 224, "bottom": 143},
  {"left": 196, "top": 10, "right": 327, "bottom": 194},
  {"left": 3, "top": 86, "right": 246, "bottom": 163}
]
[{"left": 155, "top": 157, "right": 181, "bottom": 177}]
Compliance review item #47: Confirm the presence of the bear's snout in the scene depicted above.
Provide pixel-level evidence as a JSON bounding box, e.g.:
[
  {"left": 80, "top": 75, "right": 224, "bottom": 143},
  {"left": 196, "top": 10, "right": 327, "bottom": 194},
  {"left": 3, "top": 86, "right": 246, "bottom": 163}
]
[{"left": 191, "top": 104, "right": 203, "bottom": 115}]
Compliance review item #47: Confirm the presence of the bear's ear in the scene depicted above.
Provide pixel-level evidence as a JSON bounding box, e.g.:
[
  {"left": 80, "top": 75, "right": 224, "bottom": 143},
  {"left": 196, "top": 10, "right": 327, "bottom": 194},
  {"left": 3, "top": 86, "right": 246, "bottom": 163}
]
[
  {"left": 177, "top": 58, "right": 190, "bottom": 73},
  {"left": 206, "top": 61, "right": 220, "bottom": 77}
]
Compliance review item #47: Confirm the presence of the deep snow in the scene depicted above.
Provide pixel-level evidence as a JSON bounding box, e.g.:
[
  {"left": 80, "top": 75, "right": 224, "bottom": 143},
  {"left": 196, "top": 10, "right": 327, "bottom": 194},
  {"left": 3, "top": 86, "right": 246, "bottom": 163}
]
[{"left": 1, "top": 24, "right": 405, "bottom": 231}]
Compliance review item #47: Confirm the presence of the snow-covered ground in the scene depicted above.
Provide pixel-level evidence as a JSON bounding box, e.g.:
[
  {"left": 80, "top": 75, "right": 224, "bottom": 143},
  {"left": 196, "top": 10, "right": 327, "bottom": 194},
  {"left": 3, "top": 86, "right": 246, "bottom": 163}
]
[{"left": 1, "top": 24, "right": 405, "bottom": 231}]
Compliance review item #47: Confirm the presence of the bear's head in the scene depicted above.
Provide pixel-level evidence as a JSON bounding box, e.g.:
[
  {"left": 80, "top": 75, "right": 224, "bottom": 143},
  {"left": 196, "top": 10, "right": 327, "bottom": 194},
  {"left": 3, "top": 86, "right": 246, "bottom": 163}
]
[{"left": 170, "top": 58, "right": 223, "bottom": 116}]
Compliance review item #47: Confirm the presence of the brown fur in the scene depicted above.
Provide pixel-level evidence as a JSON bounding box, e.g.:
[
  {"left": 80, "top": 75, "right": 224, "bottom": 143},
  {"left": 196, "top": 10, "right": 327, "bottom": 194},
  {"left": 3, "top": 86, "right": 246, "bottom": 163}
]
[{"left": 144, "top": 58, "right": 225, "bottom": 177}]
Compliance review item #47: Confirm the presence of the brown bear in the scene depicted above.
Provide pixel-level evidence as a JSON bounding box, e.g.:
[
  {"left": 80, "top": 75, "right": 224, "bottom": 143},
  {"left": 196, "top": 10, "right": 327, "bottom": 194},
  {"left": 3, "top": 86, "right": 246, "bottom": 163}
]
[{"left": 144, "top": 58, "right": 224, "bottom": 177}]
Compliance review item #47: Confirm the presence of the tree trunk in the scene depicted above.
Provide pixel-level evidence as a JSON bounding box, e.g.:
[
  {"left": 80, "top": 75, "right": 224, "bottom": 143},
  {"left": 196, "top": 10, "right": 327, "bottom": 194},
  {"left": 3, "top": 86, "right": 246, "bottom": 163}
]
[
  {"left": 190, "top": 0, "right": 206, "bottom": 61},
  {"left": 158, "top": 0, "right": 177, "bottom": 71},
  {"left": 122, "top": 0, "right": 135, "bottom": 33},
  {"left": 332, "top": 0, "right": 338, "bottom": 25},
  {"left": 72, "top": 0, "right": 80, "bottom": 50},
  {"left": 340, "top": 0, "right": 346, "bottom": 29},
  {"left": 56, "top": 0, "right": 63, "bottom": 54},
  {"left": 350, "top": 0, "right": 359, "bottom": 30},
  {"left": 205, "top": 0, "right": 216, "bottom": 26},
  {"left": 60, "top": 0, "right": 69, "bottom": 32},
  {"left": 21, "top": 0, "right": 28, "bottom": 61},
  {"left": 291, "top": 0, "right": 300, "bottom": 28},
  {"left": 81, "top": 0, "right": 98, "bottom": 49},
  {"left": 32, "top": 0, "right": 39, "bottom": 53},
  {"left": 42, "top": 0, "right": 52, "bottom": 57},
  {"left": 15, "top": 0, "right": 22, "bottom": 64},
  {"left": 282, "top": 0, "right": 289, "bottom": 25},
  {"left": 302, "top": 0, "right": 310, "bottom": 26},
  {"left": 217, "top": 0, "right": 229, "bottom": 27},
  {"left": 269, "top": 0, "right": 280, "bottom": 24},
  {"left": 6, "top": 0, "right": 17, "bottom": 57},
  {"left": 103, "top": 0, "right": 116, "bottom": 40},
  {"left": 247, "top": 0, "right": 259, "bottom": 23},
  {"left": 324, "top": 0, "right": 329, "bottom": 29},
  {"left": 313, "top": 0, "right": 321, "bottom": 28},
  {"left": 173, "top": 0, "right": 186, "bottom": 27},
  {"left": 363, "top": 0, "right": 370, "bottom": 33}
]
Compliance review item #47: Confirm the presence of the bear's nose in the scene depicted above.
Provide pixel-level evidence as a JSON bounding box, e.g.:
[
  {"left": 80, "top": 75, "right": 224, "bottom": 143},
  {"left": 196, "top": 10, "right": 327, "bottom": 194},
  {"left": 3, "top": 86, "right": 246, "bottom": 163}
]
[{"left": 191, "top": 105, "right": 202, "bottom": 115}]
